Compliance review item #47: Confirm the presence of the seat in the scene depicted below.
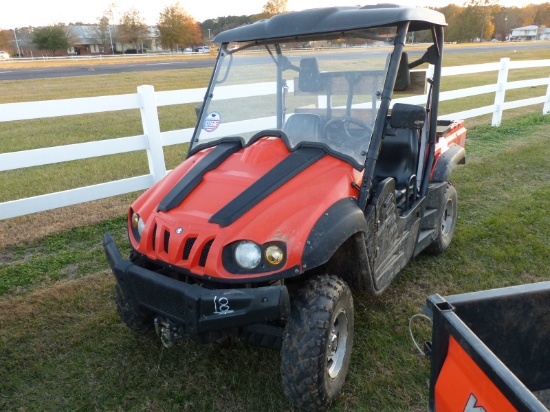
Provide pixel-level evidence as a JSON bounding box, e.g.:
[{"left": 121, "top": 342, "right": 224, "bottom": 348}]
[
  {"left": 298, "top": 57, "right": 322, "bottom": 93},
  {"left": 374, "top": 107, "right": 424, "bottom": 209},
  {"left": 283, "top": 113, "right": 323, "bottom": 146},
  {"left": 374, "top": 126, "right": 419, "bottom": 191}
]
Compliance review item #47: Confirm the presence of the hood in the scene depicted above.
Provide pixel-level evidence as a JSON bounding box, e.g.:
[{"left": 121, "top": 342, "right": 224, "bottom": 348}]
[{"left": 130, "top": 137, "right": 362, "bottom": 281}]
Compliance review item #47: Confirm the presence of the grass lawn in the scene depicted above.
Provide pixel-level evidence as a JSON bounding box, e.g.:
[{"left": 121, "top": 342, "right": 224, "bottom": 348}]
[
  {"left": 0, "top": 112, "right": 549, "bottom": 411},
  {"left": 0, "top": 46, "right": 550, "bottom": 411}
]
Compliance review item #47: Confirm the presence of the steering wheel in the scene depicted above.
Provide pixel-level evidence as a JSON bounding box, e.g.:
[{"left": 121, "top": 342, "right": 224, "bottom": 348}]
[{"left": 323, "top": 117, "right": 372, "bottom": 143}]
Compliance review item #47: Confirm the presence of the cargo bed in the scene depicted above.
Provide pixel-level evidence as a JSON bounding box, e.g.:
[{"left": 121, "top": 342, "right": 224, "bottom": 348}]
[{"left": 426, "top": 281, "right": 550, "bottom": 411}]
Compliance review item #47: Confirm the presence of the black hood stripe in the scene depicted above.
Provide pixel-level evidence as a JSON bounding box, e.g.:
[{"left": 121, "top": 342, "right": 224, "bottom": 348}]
[
  {"left": 209, "top": 147, "right": 326, "bottom": 228},
  {"left": 157, "top": 141, "right": 242, "bottom": 213}
]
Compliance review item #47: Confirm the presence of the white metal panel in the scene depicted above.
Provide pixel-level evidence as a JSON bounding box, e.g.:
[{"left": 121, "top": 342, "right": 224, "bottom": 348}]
[
  {"left": 438, "top": 105, "right": 494, "bottom": 121},
  {"left": 439, "top": 84, "right": 498, "bottom": 101},
  {"left": 505, "top": 78, "right": 550, "bottom": 91},
  {"left": 502, "top": 96, "right": 547, "bottom": 111},
  {"left": 0, "top": 175, "right": 154, "bottom": 220},
  {"left": 0, "top": 135, "right": 148, "bottom": 172},
  {"left": 156, "top": 88, "right": 207, "bottom": 106},
  {"left": 0, "top": 93, "right": 140, "bottom": 122},
  {"left": 509, "top": 60, "right": 550, "bottom": 70},
  {"left": 160, "top": 128, "right": 194, "bottom": 146},
  {"left": 441, "top": 62, "right": 501, "bottom": 76}
]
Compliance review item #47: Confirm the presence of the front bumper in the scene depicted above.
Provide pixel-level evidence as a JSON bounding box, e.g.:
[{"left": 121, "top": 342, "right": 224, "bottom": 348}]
[{"left": 103, "top": 233, "right": 290, "bottom": 337}]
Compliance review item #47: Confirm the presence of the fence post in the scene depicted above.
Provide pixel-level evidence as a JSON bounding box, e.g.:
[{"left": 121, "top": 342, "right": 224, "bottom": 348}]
[
  {"left": 544, "top": 75, "right": 550, "bottom": 115},
  {"left": 492, "top": 58, "right": 510, "bottom": 126},
  {"left": 137, "top": 85, "right": 166, "bottom": 183}
]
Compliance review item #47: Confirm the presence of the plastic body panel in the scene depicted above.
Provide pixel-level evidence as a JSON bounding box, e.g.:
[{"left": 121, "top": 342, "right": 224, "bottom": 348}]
[
  {"left": 431, "top": 120, "right": 467, "bottom": 181},
  {"left": 128, "top": 137, "right": 363, "bottom": 282},
  {"left": 435, "top": 337, "right": 516, "bottom": 411}
]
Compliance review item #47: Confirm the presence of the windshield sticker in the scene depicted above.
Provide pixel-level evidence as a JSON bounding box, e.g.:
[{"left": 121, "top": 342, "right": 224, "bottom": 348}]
[{"left": 203, "top": 112, "right": 221, "bottom": 132}]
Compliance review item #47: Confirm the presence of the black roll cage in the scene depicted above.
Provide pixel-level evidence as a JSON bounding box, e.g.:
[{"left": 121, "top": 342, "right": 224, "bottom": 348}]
[{"left": 191, "top": 12, "right": 445, "bottom": 209}]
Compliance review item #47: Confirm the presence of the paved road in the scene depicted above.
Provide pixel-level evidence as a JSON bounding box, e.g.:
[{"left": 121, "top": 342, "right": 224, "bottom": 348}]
[
  {"left": 0, "top": 58, "right": 217, "bottom": 80},
  {"left": 0, "top": 43, "right": 547, "bottom": 81}
]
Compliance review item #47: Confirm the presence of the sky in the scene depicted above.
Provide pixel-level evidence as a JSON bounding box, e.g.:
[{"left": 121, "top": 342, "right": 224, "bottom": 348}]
[{"left": 1, "top": 0, "right": 548, "bottom": 29}]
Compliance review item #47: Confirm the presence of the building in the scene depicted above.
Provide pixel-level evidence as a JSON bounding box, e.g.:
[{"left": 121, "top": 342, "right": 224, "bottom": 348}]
[
  {"left": 67, "top": 25, "right": 164, "bottom": 55},
  {"left": 67, "top": 25, "right": 110, "bottom": 55},
  {"left": 509, "top": 25, "right": 548, "bottom": 41},
  {"left": 540, "top": 28, "right": 550, "bottom": 41}
]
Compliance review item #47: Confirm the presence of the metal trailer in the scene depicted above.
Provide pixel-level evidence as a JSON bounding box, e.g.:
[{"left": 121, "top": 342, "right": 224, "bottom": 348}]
[{"left": 427, "top": 281, "right": 550, "bottom": 411}]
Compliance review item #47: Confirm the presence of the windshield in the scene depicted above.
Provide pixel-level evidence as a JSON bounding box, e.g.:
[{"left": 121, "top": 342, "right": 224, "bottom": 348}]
[{"left": 191, "top": 27, "right": 397, "bottom": 169}]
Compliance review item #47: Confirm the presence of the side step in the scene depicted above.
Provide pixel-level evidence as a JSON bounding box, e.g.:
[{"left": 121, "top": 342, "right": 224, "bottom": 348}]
[
  {"left": 414, "top": 229, "right": 435, "bottom": 256},
  {"left": 421, "top": 207, "right": 438, "bottom": 230}
]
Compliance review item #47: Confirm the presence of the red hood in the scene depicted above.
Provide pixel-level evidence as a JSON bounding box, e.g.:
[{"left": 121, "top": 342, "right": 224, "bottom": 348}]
[{"left": 130, "top": 137, "right": 362, "bottom": 281}]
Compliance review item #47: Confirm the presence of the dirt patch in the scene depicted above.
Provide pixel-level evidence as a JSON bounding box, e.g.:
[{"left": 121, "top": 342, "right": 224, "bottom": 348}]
[
  {"left": 0, "top": 194, "right": 135, "bottom": 249},
  {"left": 58, "top": 264, "right": 80, "bottom": 279},
  {"left": 0, "top": 271, "right": 112, "bottom": 323}
]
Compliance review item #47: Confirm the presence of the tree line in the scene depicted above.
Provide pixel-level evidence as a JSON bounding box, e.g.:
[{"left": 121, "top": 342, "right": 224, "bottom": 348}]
[
  {"left": 439, "top": 0, "right": 550, "bottom": 42},
  {"left": 1, "top": 1, "right": 548, "bottom": 56},
  {"left": 0, "top": 0, "right": 287, "bottom": 56}
]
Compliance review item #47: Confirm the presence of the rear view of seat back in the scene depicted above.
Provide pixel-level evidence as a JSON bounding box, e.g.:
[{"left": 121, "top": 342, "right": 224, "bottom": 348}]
[
  {"left": 374, "top": 104, "right": 425, "bottom": 190},
  {"left": 283, "top": 113, "right": 323, "bottom": 146},
  {"left": 374, "top": 127, "right": 419, "bottom": 190}
]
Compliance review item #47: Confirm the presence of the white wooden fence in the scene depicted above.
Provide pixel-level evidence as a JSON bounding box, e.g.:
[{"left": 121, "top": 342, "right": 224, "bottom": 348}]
[{"left": 1, "top": 57, "right": 549, "bottom": 220}]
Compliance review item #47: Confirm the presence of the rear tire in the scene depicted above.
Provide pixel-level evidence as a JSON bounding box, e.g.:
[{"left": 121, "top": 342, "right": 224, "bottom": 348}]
[
  {"left": 427, "top": 182, "right": 457, "bottom": 255},
  {"left": 115, "top": 284, "right": 154, "bottom": 333},
  {"left": 280, "top": 274, "right": 354, "bottom": 411}
]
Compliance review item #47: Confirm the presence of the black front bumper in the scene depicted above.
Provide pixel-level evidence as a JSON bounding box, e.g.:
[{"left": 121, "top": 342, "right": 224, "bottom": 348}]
[{"left": 103, "top": 233, "right": 290, "bottom": 337}]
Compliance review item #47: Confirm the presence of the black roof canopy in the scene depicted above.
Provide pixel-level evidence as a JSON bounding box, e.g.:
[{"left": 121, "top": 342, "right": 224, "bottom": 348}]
[{"left": 213, "top": 5, "right": 447, "bottom": 43}]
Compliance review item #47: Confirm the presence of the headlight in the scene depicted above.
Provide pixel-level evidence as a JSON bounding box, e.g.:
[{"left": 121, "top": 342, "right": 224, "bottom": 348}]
[
  {"left": 131, "top": 212, "right": 146, "bottom": 236},
  {"left": 130, "top": 211, "right": 146, "bottom": 243},
  {"left": 265, "top": 245, "right": 284, "bottom": 265},
  {"left": 235, "top": 241, "right": 261, "bottom": 269}
]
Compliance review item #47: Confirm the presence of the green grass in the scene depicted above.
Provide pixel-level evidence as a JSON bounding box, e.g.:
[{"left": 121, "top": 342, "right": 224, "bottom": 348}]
[{"left": 1, "top": 112, "right": 549, "bottom": 411}]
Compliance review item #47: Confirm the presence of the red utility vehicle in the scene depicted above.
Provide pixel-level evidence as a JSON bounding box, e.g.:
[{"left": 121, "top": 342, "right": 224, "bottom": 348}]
[{"left": 104, "top": 5, "right": 466, "bottom": 410}]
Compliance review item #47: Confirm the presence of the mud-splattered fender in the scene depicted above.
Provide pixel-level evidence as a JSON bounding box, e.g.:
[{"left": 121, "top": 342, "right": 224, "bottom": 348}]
[
  {"left": 431, "top": 143, "right": 465, "bottom": 182},
  {"left": 301, "top": 197, "right": 368, "bottom": 271}
]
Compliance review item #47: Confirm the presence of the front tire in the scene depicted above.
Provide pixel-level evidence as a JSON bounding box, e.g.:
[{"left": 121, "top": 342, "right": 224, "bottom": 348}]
[
  {"left": 281, "top": 274, "right": 354, "bottom": 411},
  {"left": 428, "top": 182, "right": 458, "bottom": 255}
]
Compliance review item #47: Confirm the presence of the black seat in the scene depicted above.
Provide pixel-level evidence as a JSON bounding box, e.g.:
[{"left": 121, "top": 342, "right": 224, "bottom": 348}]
[
  {"left": 283, "top": 113, "right": 323, "bottom": 146},
  {"left": 374, "top": 126, "right": 419, "bottom": 191},
  {"left": 298, "top": 57, "right": 322, "bottom": 93},
  {"left": 374, "top": 103, "right": 425, "bottom": 195}
]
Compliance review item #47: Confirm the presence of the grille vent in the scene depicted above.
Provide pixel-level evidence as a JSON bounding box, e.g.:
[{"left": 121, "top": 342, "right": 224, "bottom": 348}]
[
  {"left": 199, "top": 239, "right": 214, "bottom": 267},
  {"left": 163, "top": 230, "right": 170, "bottom": 253},
  {"left": 151, "top": 224, "right": 157, "bottom": 251},
  {"left": 183, "top": 238, "right": 197, "bottom": 260},
  {"left": 133, "top": 277, "right": 185, "bottom": 322}
]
